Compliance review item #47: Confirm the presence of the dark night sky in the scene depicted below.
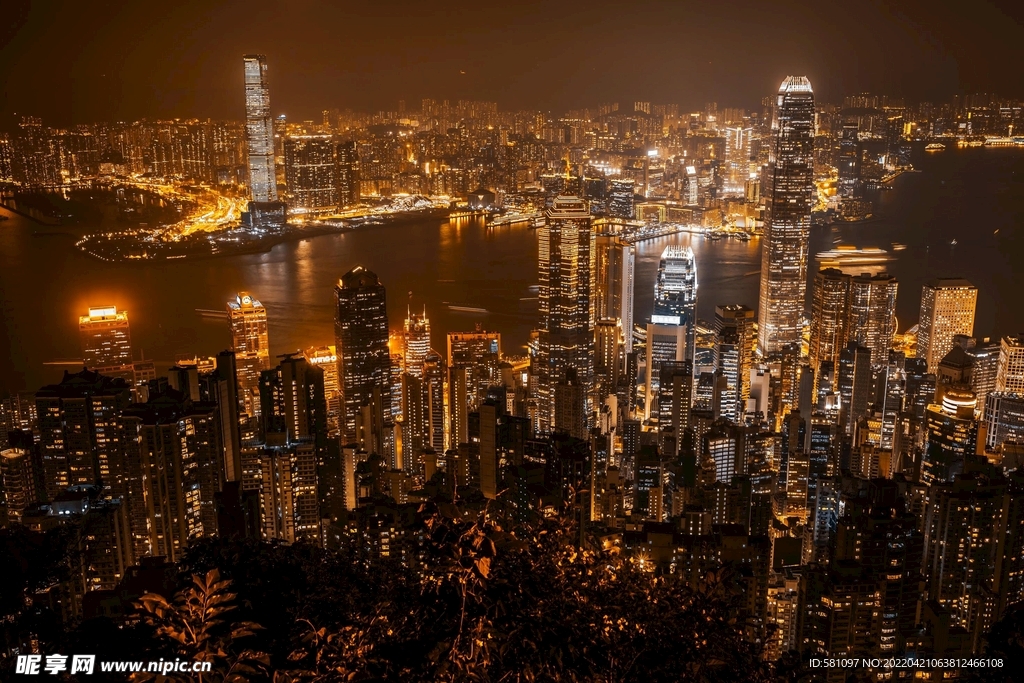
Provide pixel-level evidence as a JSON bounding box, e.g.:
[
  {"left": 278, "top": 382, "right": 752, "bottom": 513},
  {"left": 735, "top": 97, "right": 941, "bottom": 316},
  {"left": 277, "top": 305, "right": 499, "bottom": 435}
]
[{"left": 2, "top": 0, "right": 1023, "bottom": 126}]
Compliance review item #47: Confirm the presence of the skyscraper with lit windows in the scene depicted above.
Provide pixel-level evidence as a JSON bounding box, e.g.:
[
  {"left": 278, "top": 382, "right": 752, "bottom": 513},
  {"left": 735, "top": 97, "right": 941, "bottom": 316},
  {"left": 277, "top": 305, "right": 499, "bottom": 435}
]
[
  {"left": 284, "top": 135, "right": 337, "bottom": 209},
  {"left": 334, "top": 266, "right": 392, "bottom": 444},
  {"left": 403, "top": 308, "right": 431, "bottom": 378},
  {"left": 653, "top": 245, "right": 697, "bottom": 359},
  {"left": 227, "top": 292, "right": 270, "bottom": 420},
  {"left": 79, "top": 306, "right": 132, "bottom": 369},
  {"left": 757, "top": 76, "right": 815, "bottom": 354},
  {"left": 537, "top": 195, "right": 594, "bottom": 433},
  {"left": 917, "top": 278, "right": 977, "bottom": 373},
  {"left": 243, "top": 54, "right": 278, "bottom": 203}
]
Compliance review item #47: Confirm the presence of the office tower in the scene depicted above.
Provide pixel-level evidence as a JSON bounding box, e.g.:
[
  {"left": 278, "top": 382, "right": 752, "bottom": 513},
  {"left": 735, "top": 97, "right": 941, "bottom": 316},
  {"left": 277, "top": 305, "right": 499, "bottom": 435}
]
[
  {"left": 122, "top": 386, "right": 224, "bottom": 561},
  {"left": 652, "top": 245, "right": 697, "bottom": 359},
  {"left": 335, "top": 140, "right": 361, "bottom": 208},
  {"left": 714, "top": 305, "right": 755, "bottom": 422},
  {"left": 283, "top": 135, "right": 337, "bottom": 209},
  {"left": 836, "top": 121, "right": 861, "bottom": 198},
  {"left": 808, "top": 268, "right": 850, "bottom": 388},
  {"left": 403, "top": 308, "right": 431, "bottom": 377},
  {"left": 917, "top": 278, "right": 978, "bottom": 373},
  {"left": 607, "top": 178, "right": 635, "bottom": 219},
  {"left": 923, "top": 388, "right": 978, "bottom": 483},
  {"left": 79, "top": 306, "right": 132, "bottom": 369},
  {"left": 645, "top": 322, "right": 687, "bottom": 420},
  {"left": 995, "top": 334, "right": 1024, "bottom": 394},
  {"left": 848, "top": 272, "right": 898, "bottom": 366},
  {"left": 227, "top": 292, "right": 271, "bottom": 420},
  {"left": 537, "top": 196, "right": 595, "bottom": 433},
  {"left": 243, "top": 54, "right": 277, "bottom": 203},
  {"left": 838, "top": 342, "right": 873, "bottom": 435},
  {"left": 984, "top": 392, "right": 1024, "bottom": 451},
  {"left": 35, "top": 369, "right": 132, "bottom": 501},
  {"left": 304, "top": 345, "right": 341, "bottom": 439},
  {"left": 757, "top": 76, "right": 815, "bottom": 354},
  {"left": 684, "top": 166, "right": 698, "bottom": 205},
  {"left": 334, "top": 266, "right": 391, "bottom": 444},
  {"left": 254, "top": 442, "right": 319, "bottom": 543},
  {"left": 594, "top": 234, "right": 635, "bottom": 353}
]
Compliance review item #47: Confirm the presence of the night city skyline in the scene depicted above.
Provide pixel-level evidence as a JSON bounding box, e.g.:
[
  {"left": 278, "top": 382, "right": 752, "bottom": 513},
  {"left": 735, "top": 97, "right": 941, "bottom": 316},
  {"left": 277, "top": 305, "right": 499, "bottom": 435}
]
[{"left": 2, "top": 2, "right": 1024, "bottom": 681}]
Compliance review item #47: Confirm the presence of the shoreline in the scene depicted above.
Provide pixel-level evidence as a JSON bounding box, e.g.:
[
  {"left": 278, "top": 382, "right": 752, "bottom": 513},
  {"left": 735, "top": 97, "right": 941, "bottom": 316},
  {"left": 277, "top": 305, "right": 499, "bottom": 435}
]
[{"left": 75, "top": 206, "right": 456, "bottom": 262}]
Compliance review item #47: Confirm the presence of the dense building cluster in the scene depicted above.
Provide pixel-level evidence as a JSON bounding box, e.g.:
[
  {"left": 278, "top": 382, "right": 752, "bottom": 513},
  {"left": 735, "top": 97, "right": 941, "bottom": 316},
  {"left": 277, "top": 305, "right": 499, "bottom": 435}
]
[{"left": 2, "top": 62, "right": 1024, "bottom": 677}]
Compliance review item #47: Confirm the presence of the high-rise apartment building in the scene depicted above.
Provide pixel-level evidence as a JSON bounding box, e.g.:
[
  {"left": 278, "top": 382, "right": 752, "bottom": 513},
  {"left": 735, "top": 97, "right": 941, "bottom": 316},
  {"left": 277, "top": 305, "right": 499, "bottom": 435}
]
[
  {"left": 715, "top": 305, "right": 755, "bottom": 421},
  {"left": 284, "top": 135, "right": 337, "bottom": 209},
  {"left": 335, "top": 140, "right": 361, "bottom": 208},
  {"left": 79, "top": 306, "right": 132, "bottom": 369},
  {"left": 227, "top": 292, "right": 271, "bottom": 420},
  {"left": 243, "top": 54, "right": 277, "bottom": 203},
  {"left": 757, "top": 76, "right": 815, "bottom": 354},
  {"left": 35, "top": 369, "right": 132, "bottom": 501},
  {"left": 917, "top": 279, "right": 977, "bottom": 373},
  {"left": 334, "top": 266, "right": 391, "bottom": 444},
  {"left": 537, "top": 196, "right": 595, "bottom": 433}
]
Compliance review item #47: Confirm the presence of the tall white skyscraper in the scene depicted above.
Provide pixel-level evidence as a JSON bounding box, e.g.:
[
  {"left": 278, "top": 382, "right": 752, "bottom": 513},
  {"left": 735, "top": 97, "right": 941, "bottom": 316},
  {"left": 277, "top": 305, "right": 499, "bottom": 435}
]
[
  {"left": 652, "top": 245, "right": 697, "bottom": 359},
  {"left": 757, "top": 76, "right": 815, "bottom": 354},
  {"left": 243, "top": 54, "right": 278, "bottom": 203}
]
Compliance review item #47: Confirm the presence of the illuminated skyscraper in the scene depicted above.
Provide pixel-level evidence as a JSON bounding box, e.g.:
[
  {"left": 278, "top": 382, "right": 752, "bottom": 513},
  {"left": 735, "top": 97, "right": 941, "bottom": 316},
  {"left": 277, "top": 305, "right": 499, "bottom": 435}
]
[
  {"left": 917, "top": 278, "right": 978, "bottom": 373},
  {"left": 652, "top": 245, "right": 697, "bottom": 359},
  {"left": 836, "top": 121, "right": 861, "bottom": 199},
  {"left": 995, "top": 334, "right": 1024, "bottom": 394},
  {"left": 403, "top": 308, "right": 431, "bottom": 378},
  {"left": 848, "top": 272, "right": 898, "bottom": 366},
  {"left": 757, "top": 76, "right": 815, "bottom": 354},
  {"left": 594, "top": 234, "right": 635, "bottom": 353},
  {"left": 334, "top": 266, "right": 391, "bottom": 443},
  {"left": 809, "top": 268, "right": 850, "bottom": 388},
  {"left": 305, "top": 345, "right": 341, "bottom": 438},
  {"left": 335, "top": 140, "right": 361, "bottom": 208},
  {"left": 227, "top": 292, "right": 270, "bottom": 420},
  {"left": 243, "top": 54, "right": 278, "bottom": 203},
  {"left": 284, "top": 135, "right": 336, "bottom": 209},
  {"left": 607, "top": 178, "right": 635, "bottom": 219},
  {"left": 79, "top": 306, "right": 132, "bottom": 369},
  {"left": 537, "top": 196, "right": 595, "bottom": 433},
  {"left": 715, "top": 305, "right": 756, "bottom": 421}
]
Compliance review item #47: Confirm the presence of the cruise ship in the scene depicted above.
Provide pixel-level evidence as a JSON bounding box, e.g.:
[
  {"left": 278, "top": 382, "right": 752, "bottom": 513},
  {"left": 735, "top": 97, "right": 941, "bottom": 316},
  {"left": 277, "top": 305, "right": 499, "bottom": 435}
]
[
  {"left": 925, "top": 142, "right": 946, "bottom": 152},
  {"left": 815, "top": 245, "right": 894, "bottom": 268}
]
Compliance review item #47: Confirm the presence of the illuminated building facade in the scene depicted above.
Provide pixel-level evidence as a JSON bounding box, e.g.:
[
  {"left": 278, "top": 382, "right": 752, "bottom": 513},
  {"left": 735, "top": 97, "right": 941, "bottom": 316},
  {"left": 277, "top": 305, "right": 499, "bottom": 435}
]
[
  {"left": 809, "top": 268, "right": 850, "bottom": 389},
  {"left": 537, "top": 196, "right": 594, "bottom": 433},
  {"left": 594, "top": 234, "right": 635, "bottom": 353},
  {"left": 403, "top": 308, "right": 431, "bottom": 377},
  {"left": 79, "top": 306, "right": 132, "bottom": 369},
  {"left": 335, "top": 140, "right": 361, "bottom": 208},
  {"left": 757, "top": 76, "right": 815, "bottom": 354},
  {"left": 607, "top": 178, "right": 635, "bottom": 219},
  {"left": 334, "top": 266, "right": 392, "bottom": 443},
  {"left": 848, "top": 272, "right": 898, "bottom": 366},
  {"left": 995, "top": 333, "right": 1024, "bottom": 394},
  {"left": 917, "top": 278, "right": 977, "bottom": 373},
  {"left": 243, "top": 54, "right": 278, "bottom": 203},
  {"left": 652, "top": 245, "right": 697, "bottom": 360},
  {"left": 984, "top": 392, "right": 1024, "bottom": 451},
  {"left": 284, "top": 135, "right": 337, "bottom": 209},
  {"left": 923, "top": 388, "right": 979, "bottom": 484},
  {"left": 227, "top": 292, "right": 271, "bottom": 420},
  {"left": 304, "top": 345, "right": 341, "bottom": 438},
  {"left": 714, "top": 304, "right": 755, "bottom": 421}
]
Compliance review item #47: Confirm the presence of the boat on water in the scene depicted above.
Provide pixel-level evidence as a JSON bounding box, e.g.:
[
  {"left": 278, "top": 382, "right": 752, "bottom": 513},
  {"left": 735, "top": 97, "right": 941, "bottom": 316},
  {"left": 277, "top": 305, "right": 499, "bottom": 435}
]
[
  {"left": 815, "top": 245, "right": 894, "bottom": 268},
  {"left": 892, "top": 243, "right": 907, "bottom": 251},
  {"left": 925, "top": 143, "right": 946, "bottom": 152}
]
